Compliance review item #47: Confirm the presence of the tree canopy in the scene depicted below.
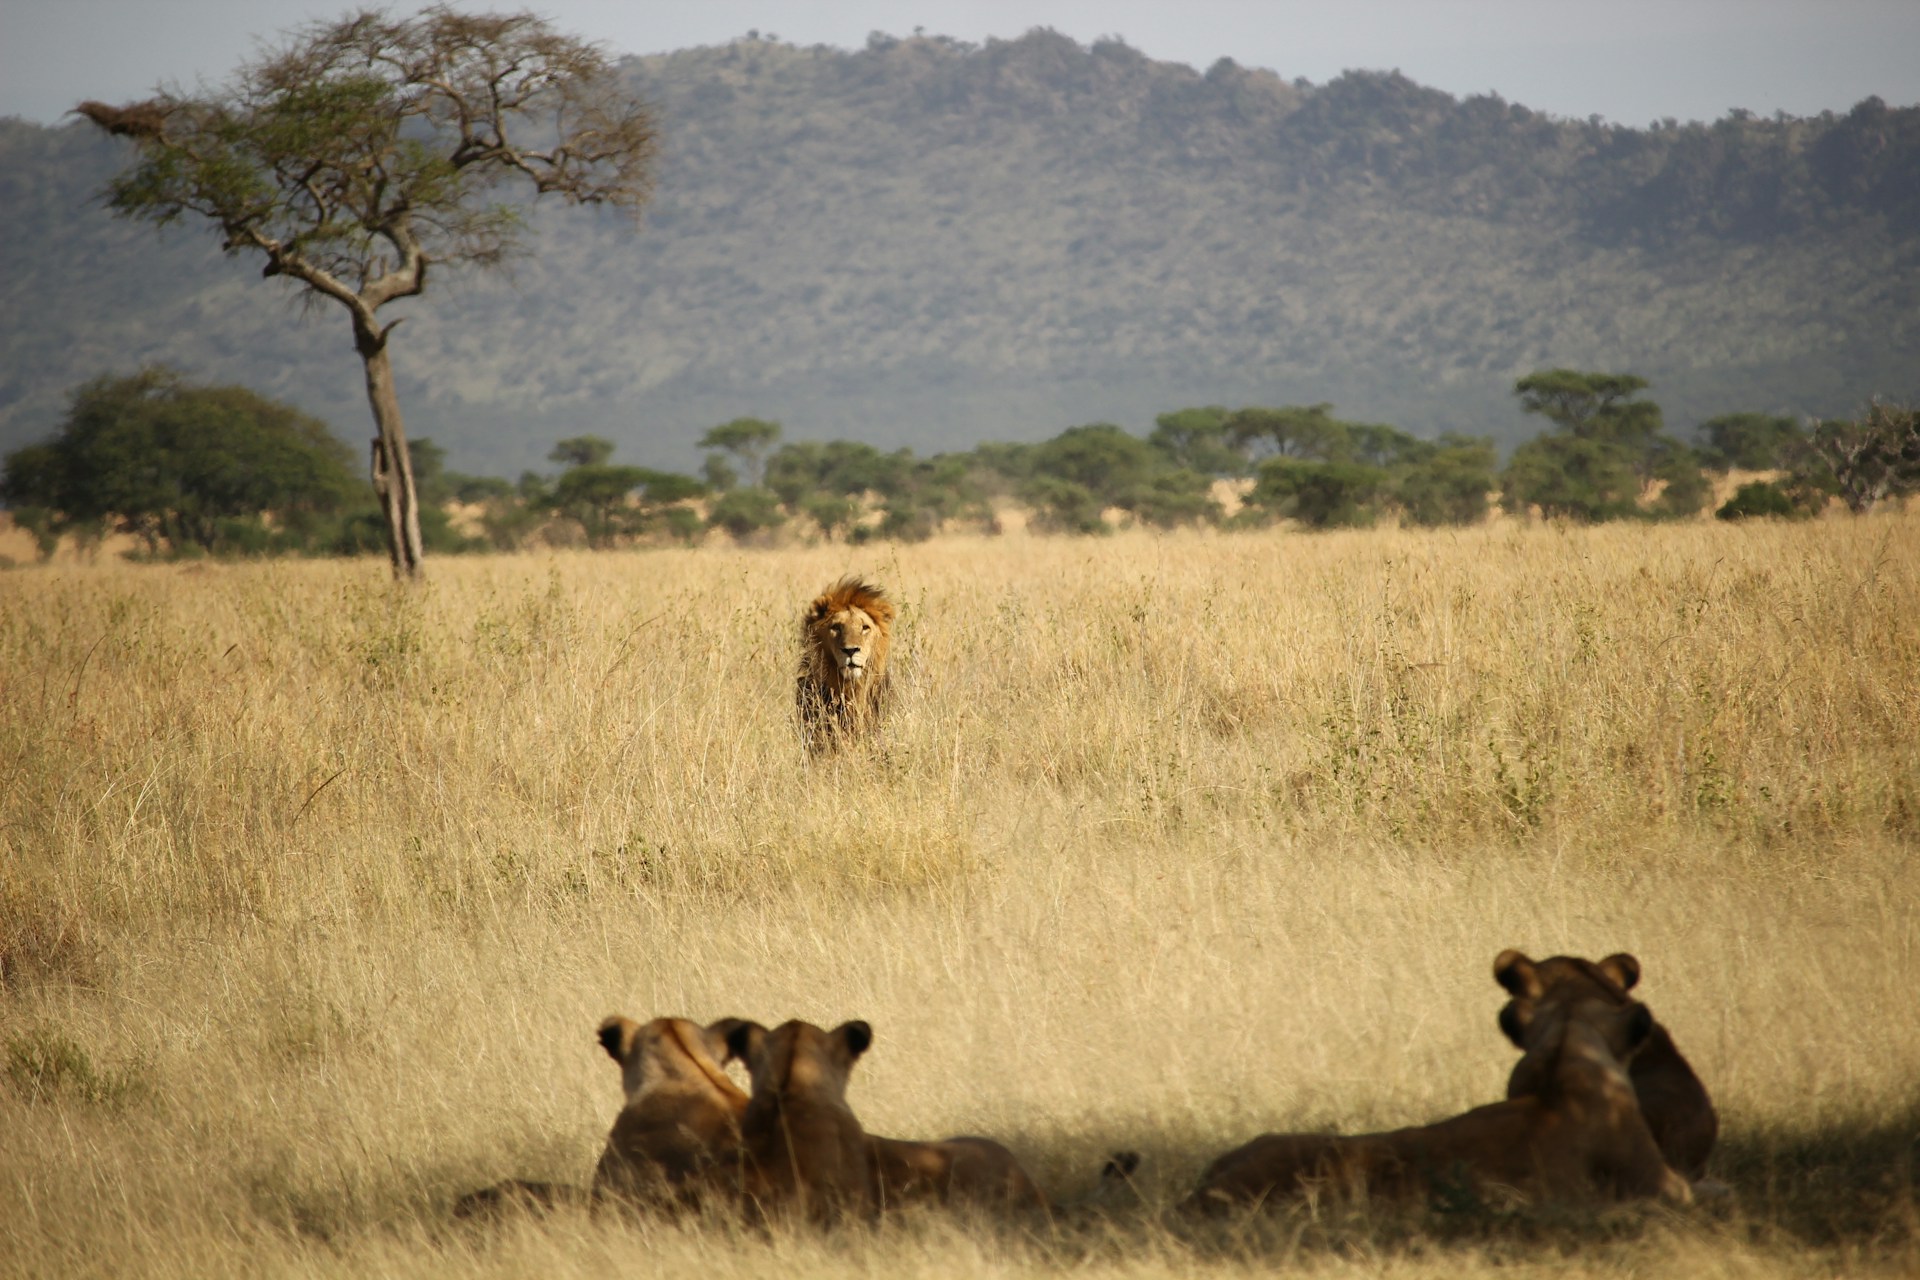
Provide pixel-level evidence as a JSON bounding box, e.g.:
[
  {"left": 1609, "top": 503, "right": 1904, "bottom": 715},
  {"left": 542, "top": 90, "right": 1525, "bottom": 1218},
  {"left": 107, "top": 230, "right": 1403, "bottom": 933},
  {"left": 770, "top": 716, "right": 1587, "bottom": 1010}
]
[
  {"left": 1695, "top": 412, "right": 1805, "bottom": 472},
  {"left": 1, "top": 367, "right": 359, "bottom": 556},
  {"left": 698, "top": 418, "right": 783, "bottom": 489}
]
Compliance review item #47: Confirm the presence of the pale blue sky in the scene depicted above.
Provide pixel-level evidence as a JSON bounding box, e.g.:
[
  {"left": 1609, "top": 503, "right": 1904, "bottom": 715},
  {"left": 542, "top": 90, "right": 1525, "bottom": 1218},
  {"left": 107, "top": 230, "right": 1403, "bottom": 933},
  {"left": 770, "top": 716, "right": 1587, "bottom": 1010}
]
[{"left": 4, "top": 0, "right": 1916, "bottom": 127}]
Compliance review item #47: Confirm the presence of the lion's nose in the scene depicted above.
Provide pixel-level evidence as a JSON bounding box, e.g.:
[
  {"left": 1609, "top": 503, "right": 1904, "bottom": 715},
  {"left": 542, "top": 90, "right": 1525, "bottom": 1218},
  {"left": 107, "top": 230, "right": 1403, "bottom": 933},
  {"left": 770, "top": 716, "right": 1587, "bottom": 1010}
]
[{"left": 841, "top": 646, "right": 861, "bottom": 659}]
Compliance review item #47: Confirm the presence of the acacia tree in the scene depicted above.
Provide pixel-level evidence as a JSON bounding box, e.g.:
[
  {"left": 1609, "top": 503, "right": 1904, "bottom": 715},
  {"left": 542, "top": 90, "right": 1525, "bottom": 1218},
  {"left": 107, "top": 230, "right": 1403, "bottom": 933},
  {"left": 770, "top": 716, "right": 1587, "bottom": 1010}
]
[
  {"left": 76, "top": 7, "right": 656, "bottom": 579},
  {"left": 1513, "top": 370, "right": 1659, "bottom": 445},
  {"left": 1226, "top": 404, "right": 1347, "bottom": 463},
  {"left": 698, "top": 418, "right": 782, "bottom": 489},
  {"left": 1507, "top": 369, "right": 1708, "bottom": 519},
  {"left": 1803, "top": 400, "right": 1920, "bottom": 513}
]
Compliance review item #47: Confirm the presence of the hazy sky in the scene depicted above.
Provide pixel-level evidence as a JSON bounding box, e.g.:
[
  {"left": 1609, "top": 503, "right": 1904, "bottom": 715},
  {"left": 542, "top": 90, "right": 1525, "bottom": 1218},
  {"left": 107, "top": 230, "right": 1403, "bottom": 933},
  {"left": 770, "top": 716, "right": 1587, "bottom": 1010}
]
[{"left": 4, "top": 0, "right": 1917, "bottom": 128}]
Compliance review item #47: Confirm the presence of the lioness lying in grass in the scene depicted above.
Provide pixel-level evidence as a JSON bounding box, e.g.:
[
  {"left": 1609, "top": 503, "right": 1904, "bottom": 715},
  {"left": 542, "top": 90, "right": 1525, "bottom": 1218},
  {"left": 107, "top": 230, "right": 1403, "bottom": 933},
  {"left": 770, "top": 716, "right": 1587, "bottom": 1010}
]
[{"left": 1184, "top": 952, "right": 1693, "bottom": 1214}]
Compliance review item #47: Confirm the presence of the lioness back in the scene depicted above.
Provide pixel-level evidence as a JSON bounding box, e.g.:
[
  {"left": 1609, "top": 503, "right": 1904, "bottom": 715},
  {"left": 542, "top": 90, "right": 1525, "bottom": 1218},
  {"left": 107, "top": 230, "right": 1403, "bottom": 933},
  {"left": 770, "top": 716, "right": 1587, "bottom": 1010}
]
[
  {"left": 1494, "top": 950, "right": 1718, "bottom": 1179},
  {"left": 590, "top": 1015, "right": 751, "bottom": 1211},
  {"left": 728, "top": 1018, "right": 879, "bottom": 1223}
]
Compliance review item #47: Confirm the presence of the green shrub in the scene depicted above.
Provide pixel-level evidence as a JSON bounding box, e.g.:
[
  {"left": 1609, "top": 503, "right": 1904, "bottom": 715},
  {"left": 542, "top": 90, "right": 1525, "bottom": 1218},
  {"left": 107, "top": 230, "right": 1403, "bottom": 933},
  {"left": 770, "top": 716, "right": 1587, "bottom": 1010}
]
[
  {"left": 706, "top": 487, "right": 785, "bottom": 539},
  {"left": 1716, "top": 480, "right": 1799, "bottom": 520},
  {"left": 5, "top": 1027, "right": 145, "bottom": 1108}
]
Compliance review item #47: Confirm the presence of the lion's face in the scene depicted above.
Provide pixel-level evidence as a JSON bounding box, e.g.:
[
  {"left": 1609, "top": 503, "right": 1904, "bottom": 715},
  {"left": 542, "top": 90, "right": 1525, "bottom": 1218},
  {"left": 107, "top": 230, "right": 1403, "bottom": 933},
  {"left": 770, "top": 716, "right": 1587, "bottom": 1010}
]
[
  {"left": 816, "top": 604, "right": 881, "bottom": 681},
  {"left": 803, "top": 578, "right": 894, "bottom": 690}
]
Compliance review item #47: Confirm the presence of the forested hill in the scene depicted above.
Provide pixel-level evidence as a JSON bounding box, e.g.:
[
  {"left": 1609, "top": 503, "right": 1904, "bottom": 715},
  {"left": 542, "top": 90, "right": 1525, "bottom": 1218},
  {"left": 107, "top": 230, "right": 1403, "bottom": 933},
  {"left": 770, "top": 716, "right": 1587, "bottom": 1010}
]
[{"left": 3, "top": 29, "right": 1917, "bottom": 475}]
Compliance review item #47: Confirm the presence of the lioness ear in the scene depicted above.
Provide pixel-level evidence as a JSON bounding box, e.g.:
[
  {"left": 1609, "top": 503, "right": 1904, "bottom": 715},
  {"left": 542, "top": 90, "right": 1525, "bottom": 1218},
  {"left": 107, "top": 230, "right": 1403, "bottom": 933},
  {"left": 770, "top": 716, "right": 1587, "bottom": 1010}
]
[
  {"left": 1493, "top": 950, "right": 1543, "bottom": 998},
  {"left": 836, "top": 1020, "right": 873, "bottom": 1060},
  {"left": 1497, "top": 1001, "right": 1530, "bottom": 1050},
  {"left": 1625, "top": 1002, "right": 1655, "bottom": 1050},
  {"left": 1598, "top": 953, "right": 1642, "bottom": 992},
  {"left": 725, "top": 1020, "right": 766, "bottom": 1066},
  {"left": 705, "top": 1017, "right": 751, "bottom": 1064},
  {"left": 597, "top": 1015, "right": 638, "bottom": 1064}
]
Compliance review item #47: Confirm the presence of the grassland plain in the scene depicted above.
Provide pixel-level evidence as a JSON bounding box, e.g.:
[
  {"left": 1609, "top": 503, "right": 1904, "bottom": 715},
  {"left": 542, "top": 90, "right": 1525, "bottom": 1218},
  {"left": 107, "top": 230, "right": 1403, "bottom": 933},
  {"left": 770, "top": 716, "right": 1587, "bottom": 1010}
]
[{"left": 1, "top": 512, "right": 1917, "bottom": 1278}]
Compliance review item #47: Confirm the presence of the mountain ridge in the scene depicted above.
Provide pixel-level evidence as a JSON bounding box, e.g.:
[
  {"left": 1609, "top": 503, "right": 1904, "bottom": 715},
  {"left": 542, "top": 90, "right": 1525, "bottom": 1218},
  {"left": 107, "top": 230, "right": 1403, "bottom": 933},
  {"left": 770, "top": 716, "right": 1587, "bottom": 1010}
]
[{"left": 2, "top": 28, "right": 1915, "bottom": 475}]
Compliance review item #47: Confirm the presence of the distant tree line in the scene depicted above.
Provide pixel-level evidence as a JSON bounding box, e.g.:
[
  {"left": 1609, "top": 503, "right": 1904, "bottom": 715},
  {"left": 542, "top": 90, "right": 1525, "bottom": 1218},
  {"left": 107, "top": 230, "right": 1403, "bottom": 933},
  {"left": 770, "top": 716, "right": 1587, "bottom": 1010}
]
[
  {"left": 0, "top": 368, "right": 478, "bottom": 560},
  {"left": 3, "top": 365, "right": 1915, "bottom": 562}
]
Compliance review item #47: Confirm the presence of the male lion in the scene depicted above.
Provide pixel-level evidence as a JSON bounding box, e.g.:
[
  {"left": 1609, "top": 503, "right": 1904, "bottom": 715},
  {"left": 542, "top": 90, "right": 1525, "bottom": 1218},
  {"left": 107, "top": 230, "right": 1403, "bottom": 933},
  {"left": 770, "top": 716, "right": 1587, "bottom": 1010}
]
[
  {"left": 727, "top": 1018, "right": 881, "bottom": 1223},
  {"left": 796, "top": 577, "right": 894, "bottom": 750},
  {"left": 1494, "top": 949, "right": 1718, "bottom": 1180},
  {"left": 1184, "top": 958, "right": 1691, "bottom": 1214},
  {"left": 591, "top": 1014, "right": 752, "bottom": 1211}
]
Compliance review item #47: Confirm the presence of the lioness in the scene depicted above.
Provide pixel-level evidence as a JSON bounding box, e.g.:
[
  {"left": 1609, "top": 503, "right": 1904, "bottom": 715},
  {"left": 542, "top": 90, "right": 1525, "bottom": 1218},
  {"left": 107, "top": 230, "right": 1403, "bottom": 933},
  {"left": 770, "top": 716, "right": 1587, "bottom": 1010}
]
[
  {"left": 591, "top": 1014, "right": 752, "bottom": 1211},
  {"left": 1185, "top": 960, "right": 1692, "bottom": 1214},
  {"left": 796, "top": 577, "right": 894, "bottom": 750},
  {"left": 726, "top": 1018, "right": 880, "bottom": 1223},
  {"left": 452, "top": 1013, "right": 750, "bottom": 1222},
  {"left": 1494, "top": 949, "right": 1718, "bottom": 1180}
]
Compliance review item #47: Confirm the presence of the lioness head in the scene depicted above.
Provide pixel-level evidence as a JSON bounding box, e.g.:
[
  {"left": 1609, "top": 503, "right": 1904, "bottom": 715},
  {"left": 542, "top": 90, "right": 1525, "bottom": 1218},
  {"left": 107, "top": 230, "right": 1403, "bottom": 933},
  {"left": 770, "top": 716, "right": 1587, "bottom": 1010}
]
[
  {"left": 1492, "top": 950, "right": 1639, "bottom": 1049},
  {"left": 725, "top": 1018, "right": 873, "bottom": 1102},
  {"left": 805, "top": 578, "right": 894, "bottom": 685},
  {"left": 597, "top": 1015, "right": 750, "bottom": 1104},
  {"left": 1494, "top": 950, "right": 1654, "bottom": 1088}
]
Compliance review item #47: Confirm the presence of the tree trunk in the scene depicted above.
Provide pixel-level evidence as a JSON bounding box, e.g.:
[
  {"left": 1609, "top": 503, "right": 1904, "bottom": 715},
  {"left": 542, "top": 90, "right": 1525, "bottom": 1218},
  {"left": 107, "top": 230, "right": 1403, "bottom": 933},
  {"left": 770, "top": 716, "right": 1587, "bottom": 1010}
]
[{"left": 356, "top": 322, "right": 425, "bottom": 580}]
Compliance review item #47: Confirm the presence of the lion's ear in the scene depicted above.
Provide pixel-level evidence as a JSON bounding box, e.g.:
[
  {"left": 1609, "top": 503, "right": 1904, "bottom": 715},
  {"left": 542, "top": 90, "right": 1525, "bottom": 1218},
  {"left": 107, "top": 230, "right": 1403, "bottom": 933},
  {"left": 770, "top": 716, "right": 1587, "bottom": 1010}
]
[
  {"left": 836, "top": 1020, "right": 873, "bottom": 1061},
  {"left": 1493, "top": 950, "right": 1543, "bottom": 998},
  {"left": 705, "top": 1017, "right": 752, "bottom": 1064},
  {"left": 865, "top": 596, "right": 896, "bottom": 626},
  {"left": 1598, "top": 953, "right": 1642, "bottom": 992},
  {"left": 597, "top": 1015, "right": 638, "bottom": 1064},
  {"left": 725, "top": 1020, "right": 767, "bottom": 1067},
  {"left": 808, "top": 594, "right": 834, "bottom": 622},
  {"left": 1497, "top": 1001, "right": 1531, "bottom": 1050}
]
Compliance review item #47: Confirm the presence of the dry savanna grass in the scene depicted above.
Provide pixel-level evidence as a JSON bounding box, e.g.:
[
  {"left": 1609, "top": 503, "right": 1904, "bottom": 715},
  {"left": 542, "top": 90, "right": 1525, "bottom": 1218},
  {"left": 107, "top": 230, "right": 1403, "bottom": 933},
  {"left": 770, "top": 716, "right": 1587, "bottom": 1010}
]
[{"left": 2, "top": 512, "right": 1918, "bottom": 1278}]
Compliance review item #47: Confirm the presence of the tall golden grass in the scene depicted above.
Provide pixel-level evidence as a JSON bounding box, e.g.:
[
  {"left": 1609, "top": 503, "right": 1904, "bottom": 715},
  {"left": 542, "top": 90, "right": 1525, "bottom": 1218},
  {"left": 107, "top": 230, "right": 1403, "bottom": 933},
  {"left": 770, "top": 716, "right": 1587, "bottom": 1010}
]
[{"left": 2, "top": 512, "right": 1917, "bottom": 1278}]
